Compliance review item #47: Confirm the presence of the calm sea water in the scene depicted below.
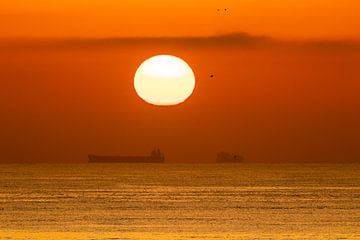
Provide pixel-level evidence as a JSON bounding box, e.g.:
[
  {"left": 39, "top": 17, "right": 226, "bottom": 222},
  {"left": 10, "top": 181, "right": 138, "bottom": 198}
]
[{"left": 0, "top": 163, "right": 359, "bottom": 239}]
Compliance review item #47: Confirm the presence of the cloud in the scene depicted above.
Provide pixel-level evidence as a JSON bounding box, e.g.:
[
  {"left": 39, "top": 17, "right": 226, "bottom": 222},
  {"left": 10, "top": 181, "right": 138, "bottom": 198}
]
[{"left": 0, "top": 32, "right": 359, "bottom": 51}]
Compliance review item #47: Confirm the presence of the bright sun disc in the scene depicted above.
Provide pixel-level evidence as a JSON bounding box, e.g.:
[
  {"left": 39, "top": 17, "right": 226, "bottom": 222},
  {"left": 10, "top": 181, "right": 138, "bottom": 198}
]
[{"left": 134, "top": 55, "right": 195, "bottom": 106}]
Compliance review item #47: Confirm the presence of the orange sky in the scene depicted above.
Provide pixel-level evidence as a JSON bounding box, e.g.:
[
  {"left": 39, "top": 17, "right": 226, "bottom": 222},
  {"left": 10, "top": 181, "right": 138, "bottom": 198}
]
[
  {"left": 0, "top": 1, "right": 360, "bottom": 163},
  {"left": 1, "top": 37, "right": 359, "bottom": 163},
  {"left": 1, "top": 0, "right": 360, "bottom": 39}
]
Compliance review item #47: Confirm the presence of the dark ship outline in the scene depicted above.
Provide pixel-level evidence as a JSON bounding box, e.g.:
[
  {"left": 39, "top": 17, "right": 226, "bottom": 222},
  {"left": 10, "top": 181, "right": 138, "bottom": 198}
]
[
  {"left": 88, "top": 149, "right": 243, "bottom": 163},
  {"left": 216, "top": 151, "right": 243, "bottom": 163},
  {"left": 88, "top": 148, "right": 165, "bottom": 163}
]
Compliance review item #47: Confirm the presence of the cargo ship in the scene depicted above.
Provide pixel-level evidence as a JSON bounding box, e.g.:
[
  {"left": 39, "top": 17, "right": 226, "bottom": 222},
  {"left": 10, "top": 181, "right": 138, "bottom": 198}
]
[
  {"left": 88, "top": 148, "right": 165, "bottom": 163},
  {"left": 216, "top": 152, "right": 243, "bottom": 163}
]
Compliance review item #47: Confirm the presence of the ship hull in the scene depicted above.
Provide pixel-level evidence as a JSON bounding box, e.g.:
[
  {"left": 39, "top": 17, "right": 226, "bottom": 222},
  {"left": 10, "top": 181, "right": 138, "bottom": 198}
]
[
  {"left": 217, "top": 159, "right": 243, "bottom": 163},
  {"left": 88, "top": 155, "right": 164, "bottom": 163},
  {"left": 216, "top": 152, "right": 243, "bottom": 163}
]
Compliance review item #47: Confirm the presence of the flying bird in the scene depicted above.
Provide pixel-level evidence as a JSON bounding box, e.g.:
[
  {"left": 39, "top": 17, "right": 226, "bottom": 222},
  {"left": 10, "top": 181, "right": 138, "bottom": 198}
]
[{"left": 217, "top": 8, "right": 228, "bottom": 12}]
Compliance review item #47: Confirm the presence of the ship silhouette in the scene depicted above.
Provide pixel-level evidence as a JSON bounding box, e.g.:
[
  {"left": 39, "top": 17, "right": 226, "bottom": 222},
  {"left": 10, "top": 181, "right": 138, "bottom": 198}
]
[
  {"left": 216, "top": 152, "right": 243, "bottom": 163},
  {"left": 88, "top": 148, "right": 165, "bottom": 163}
]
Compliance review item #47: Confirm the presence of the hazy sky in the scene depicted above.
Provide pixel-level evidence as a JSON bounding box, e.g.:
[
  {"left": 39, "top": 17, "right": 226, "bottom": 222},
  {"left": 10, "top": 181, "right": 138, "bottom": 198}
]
[
  {"left": 1, "top": 0, "right": 360, "bottom": 39},
  {"left": 1, "top": 1, "right": 360, "bottom": 163},
  {"left": 1, "top": 36, "right": 359, "bottom": 163}
]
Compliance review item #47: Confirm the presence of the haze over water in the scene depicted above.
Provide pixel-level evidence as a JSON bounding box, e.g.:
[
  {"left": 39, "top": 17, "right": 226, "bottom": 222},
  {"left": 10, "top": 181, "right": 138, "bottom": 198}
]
[{"left": 1, "top": 163, "right": 359, "bottom": 239}]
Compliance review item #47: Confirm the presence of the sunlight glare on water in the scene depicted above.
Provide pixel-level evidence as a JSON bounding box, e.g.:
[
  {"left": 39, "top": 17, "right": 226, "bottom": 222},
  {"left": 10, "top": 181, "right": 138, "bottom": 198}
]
[{"left": 0, "top": 163, "right": 360, "bottom": 239}]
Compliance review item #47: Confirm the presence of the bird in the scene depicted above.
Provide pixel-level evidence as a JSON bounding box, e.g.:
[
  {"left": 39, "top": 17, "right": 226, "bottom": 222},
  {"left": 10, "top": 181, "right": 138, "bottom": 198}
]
[
  {"left": 210, "top": 74, "right": 214, "bottom": 78},
  {"left": 217, "top": 8, "right": 228, "bottom": 12}
]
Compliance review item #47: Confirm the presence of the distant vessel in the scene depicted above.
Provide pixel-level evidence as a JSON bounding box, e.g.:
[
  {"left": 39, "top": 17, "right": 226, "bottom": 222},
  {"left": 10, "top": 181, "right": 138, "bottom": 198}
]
[
  {"left": 216, "top": 152, "right": 243, "bottom": 163},
  {"left": 88, "top": 148, "right": 165, "bottom": 163}
]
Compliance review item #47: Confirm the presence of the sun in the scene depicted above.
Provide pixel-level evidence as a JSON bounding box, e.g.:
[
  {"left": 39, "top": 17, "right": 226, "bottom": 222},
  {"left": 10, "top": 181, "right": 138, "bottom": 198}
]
[{"left": 134, "top": 55, "right": 195, "bottom": 106}]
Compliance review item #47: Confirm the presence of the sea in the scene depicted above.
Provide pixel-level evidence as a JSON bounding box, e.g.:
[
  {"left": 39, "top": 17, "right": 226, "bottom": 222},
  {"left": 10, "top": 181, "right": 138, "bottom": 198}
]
[{"left": 0, "top": 163, "right": 359, "bottom": 240}]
